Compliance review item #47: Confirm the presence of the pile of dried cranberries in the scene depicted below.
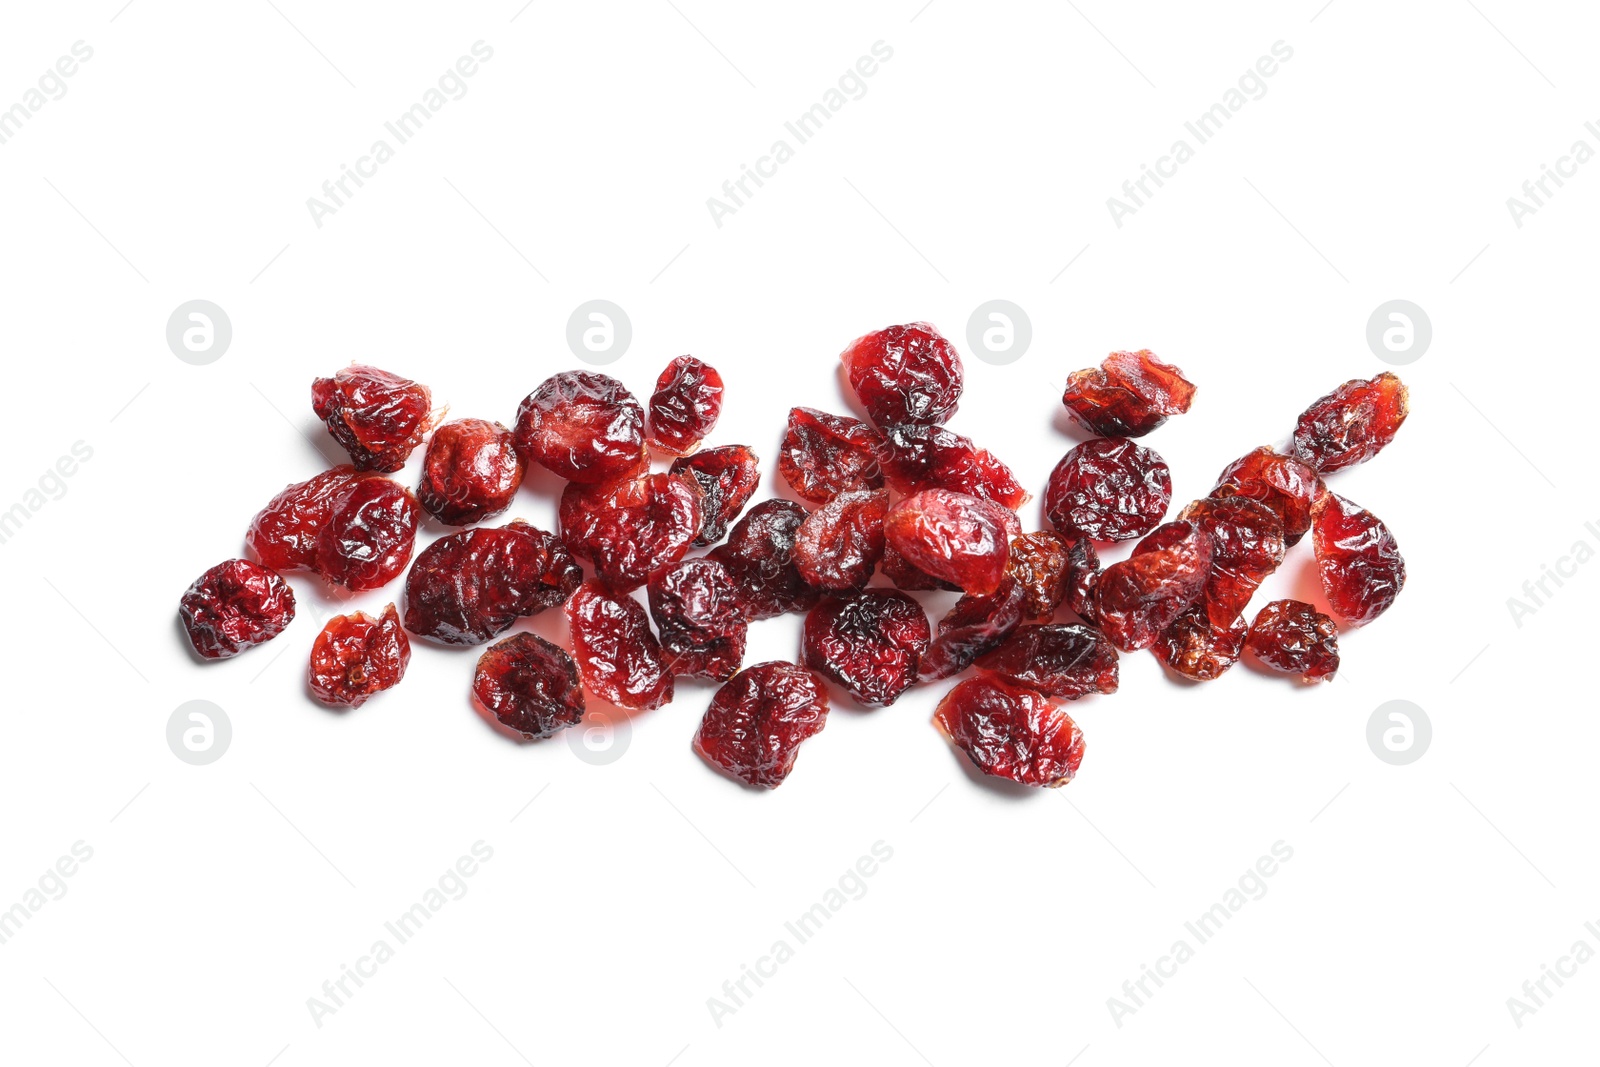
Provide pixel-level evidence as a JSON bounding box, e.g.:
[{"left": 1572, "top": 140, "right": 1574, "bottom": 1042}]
[{"left": 181, "top": 332, "right": 1409, "bottom": 790}]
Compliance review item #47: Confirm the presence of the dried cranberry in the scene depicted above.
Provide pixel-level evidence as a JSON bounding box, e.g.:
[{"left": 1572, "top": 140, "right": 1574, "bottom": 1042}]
[
  {"left": 708, "top": 500, "right": 823, "bottom": 619},
  {"left": 1095, "top": 520, "right": 1213, "bottom": 652},
  {"left": 1045, "top": 438, "right": 1172, "bottom": 542},
  {"left": 919, "top": 578, "right": 1028, "bottom": 681},
  {"left": 802, "top": 590, "right": 930, "bottom": 707},
  {"left": 1063, "top": 536, "right": 1101, "bottom": 623},
  {"left": 1006, "top": 532, "right": 1070, "bottom": 622},
  {"left": 874, "top": 423, "right": 1029, "bottom": 510},
  {"left": 647, "top": 356, "right": 723, "bottom": 455},
  {"left": 792, "top": 489, "right": 888, "bottom": 591},
  {"left": 648, "top": 558, "right": 748, "bottom": 681},
  {"left": 402, "top": 521, "right": 578, "bottom": 645},
  {"left": 247, "top": 465, "right": 373, "bottom": 572},
  {"left": 472, "top": 632, "right": 587, "bottom": 739},
  {"left": 558, "top": 473, "right": 703, "bottom": 593},
  {"left": 1291, "top": 372, "right": 1410, "bottom": 474},
  {"left": 314, "top": 477, "right": 420, "bottom": 591},
  {"left": 1212, "top": 446, "right": 1325, "bottom": 547},
  {"left": 1311, "top": 493, "right": 1406, "bottom": 624},
  {"left": 1060, "top": 349, "right": 1195, "bottom": 437},
  {"left": 1152, "top": 606, "right": 1246, "bottom": 682},
  {"left": 311, "top": 364, "right": 436, "bottom": 473},
  {"left": 694, "top": 661, "right": 829, "bottom": 788},
  {"left": 670, "top": 445, "right": 759, "bottom": 546},
  {"left": 880, "top": 542, "right": 960, "bottom": 591},
  {"left": 840, "top": 322, "right": 963, "bottom": 427},
  {"left": 778, "top": 407, "right": 884, "bottom": 504},
  {"left": 307, "top": 604, "right": 410, "bottom": 708},
  {"left": 1247, "top": 599, "right": 1340, "bottom": 682},
  {"left": 934, "top": 677, "right": 1085, "bottom": 788},
  {"left": 565, "top": 580, "right": 675, "bottom": 711},
  {"left": 179, "top": 559, "right": 296, "bottom": 660},
  {"left": 513, "top": 371, "right": 646, "bottom": 484},
  {"left": 416, "top": 418, "right": 524, "bottom": 526},
  {"left": 1177, "top": 496, "right": 1287, "bottom": 628},
  {"left": 884, "top": 489, "right": 1012, "bottom": 596},
  {"left": 976, "top": 624, "right": 1119, "bottom": 699}
]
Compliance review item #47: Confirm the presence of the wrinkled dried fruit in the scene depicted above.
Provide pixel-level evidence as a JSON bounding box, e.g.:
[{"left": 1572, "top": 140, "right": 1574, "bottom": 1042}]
[
  {"left": 1046, "top": 438, "right": 1172, "bottom": 542},
  {"left": 417, "top": 418, "right": 525, "bottom": 526},
  {"left": 1095, "top": 520, "right": 1213, "bottom": 652},
  {"left": 671, "top": 445, "right": 759, "bottom": 546},
  {"left": 308, "top": 604, "right": 410, "bottom": 707},
  {"left": 649, "top": 558, "right": 748, "bottom": 681},
  {"left": 1005, "top": 532, "right": 1071, "bottom": 622},
  {"left": 1292, "top": 372, "right": 1409, "bottom": 474},
  {"left": 708, "top": 500, "right": 823, "bottom": 619},
  {"left": 1311, "top": 493, "right": 1406, "bottom": 624},
  {"left": 802, "top": 590, "right": 930, "bottom": 707},
  {"left": 884, "top": 489, "right": 1011, "bottom": 595},
  {"left": 472, "top": 632, "right": 587, "bottom": 738},
  {"left": 314, "top": 477, "right": 420, "bottom": 591},
  {"left": 694, "top": 661, "right": 829, "bottom": 788},
  {"left": 976, "top": 624, "right": 1119, "bottom": 699},
  {"left": 1064, "top": 536, "right": 1101, "bottom": 623},
  {"left": 558, "top": 473, "right": 703, "bottom": 593},
  {"left": 402, "top": 521, "right": 579, "bottom": 645},
  {"left": 920, "top": 578, "right": 1027, "bottom": 681},
  {"left": 311, "top": 364, "right": 437, "bottom": 473},
  {"left": 1178, "top": 496, "right": 1287, "bottom": 627},
  {"left": 513, "top": 371, "right": 646, "bottom": 484},
  {"left": 934, "top": 677, "right": 1084, "bottom": 788},
  {"left": 1152, "top": 606, "right": 1247, "bottom": 682},
  {"left": 1061, "top": 349, "right": 1196, "bottom": 437},
  {"left": 1247, "top": 599, "right": 1340, "bottom": 682},
  {"left": 1212, "top": 446, "right": 1325, "bottom": 547},
  {"left": 179, "top": 559, "right": 296, "bottom": 660},
  {"left": 880, "top": 542, "right": 960, "bottom": 591},
  {"left": 247, "top": 465, "right": 374, "bottom": 572},
  {"left": 778, "top": 407, "right": 884, "bottom": 504},
  {"left": 840, "top": 322, "right": 964, "bottom": 427},
  {"left": 647, "top": 356, "right": 723, "bottom": 455},
  {"left": 565, "top": 580, "right": 675, "bottom": 711},
  {"left": 792, "top": 489, "right": 888, "bottom": 591},
  {"left": 874, "top": 423, "right": 1029, "bottom": 510}
]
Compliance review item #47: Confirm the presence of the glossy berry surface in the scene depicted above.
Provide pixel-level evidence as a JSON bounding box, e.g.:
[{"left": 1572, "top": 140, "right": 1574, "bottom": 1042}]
[
  {"left": 976, "top": 624, "right": 1119, "bottom": 700},
  {"left": 565, "top": 580, "right": 674, "bottom": 711},
  {"left": 1178, "top": 496, "right": 1287, "bottom": 628},
  {"left": 1045, "top": 438, "right": 1172, "bottom": 543},
  {"left": 1212, "top": 446, "right": 1325, "bottom": 547},
  {"left": 778, "top": 407, "right": 884, "bottom": 504},
  {"left": 247, "top": 465, "right": 373, "bottom": 572},
  {"left": 648, "top": 558, "right": 748, "bottom": 681},
  {"left": 314, "top": 477, "right": 420, "bottom": 591},
  {"left": 307, "top": 604, "right": 410, "bottom": 708},
  {"left": 472, "top": 632, "right": 587, "bottom": 739},
  {"left": 1005, "top": 532, "right": 1071, "bottom": 622},
  {"left": 1312, "top": 493, "right": 1406, "bottom": 624},
  {"left": 934, "top": 677, "right": 1085, "bottom": 788},
  {"left": 1060, "top": 349, "right": 1195, "bottom": 437},
  {"left": 792, "top": 489, "right": 888, "bottom": 591},
  {"left": 670, "top": 444, "right": 759, "bottom": 546},
  {"left": 693, "top": 661, "right": 829, "bottom": 789},
  {"left": 417, "top": 418, "right": 524, "bottom": 526},
  {"left": 311, "top": 364, "right": 435, "bottom": 473},
  {"left": 884, "top": 489, "right": 1012, "bottom": 596},
  {"left": 874, "top": 423, "right": 1029, "bottom": 510},
  {"left": 802, "top": 590, "right": 930, "bottom": 707},
  {"left": 402, "top": 521, "right": 579, "bottom": 645},
  {"left": 179, "top": 558, "right": 296, "bottom": 660},
  {"left": 647, "top": 356, "right": 723, "bottom": 455},
  {"left": 1063, "top": 536, "right": 1101, "bottom": 623},
  {"left": 1292, "top": 372, "right": 1409, "bottom": 474},
  {"left": 707, "top": 500, "right": 823, "bottom": 619},
  {"left": 919, "top": 578, "right": 1027, "bottom": 682},
  {"left": 513, "top": 371, "right": 646, "bottom": 484},
  {"left": 840, "top": 322, "right": 964, "bottom": 427},
  {"left": 1152, "top": 606, "right": 1247, "bottom": 682},
  {"left": 1247, "top": 599, "right": 1340, "bottom": 682},
  {"left": 558, "top": 473, "right": 703, "bottom": 593},
  {"left": 1095, "top": 520, "right": 1213, "bottom": 652},
  {"left": 880, "top": 543, "right": 960, "bottom": 592}
]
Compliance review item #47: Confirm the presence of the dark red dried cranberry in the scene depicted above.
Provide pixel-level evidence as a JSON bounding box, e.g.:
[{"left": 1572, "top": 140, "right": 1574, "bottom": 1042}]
[
  {"left": 1177, "top": 496, "right": 1287, "bottom": 628},
  {"left": 1311, "top": 493, "right": 1406, "bottom": 624},
  {"left": 1152, "top": 606, "right": 1247, "bottom": 682},
  {"left": 1247, "top": 599, "right": 1340, "bottom": 682},
  {"left": 647, "top": 356, "right": 723, "bottom": 455},
  {"left": 670, "top": 445, "right": 759, "bottom": 546},
  {"left": 648, "top": 558, "right": 748, "bottom": 681},
  {"left": 1063, "top": 536, "right": 1101, "bottom": 623},
  {"left": 402, "top": 521, "right": 578, "bottom": 645},
  {"left": 308, "top": 604, "right": 410, "bottom": 707},
  {"left": 247, "top": 466, "right": 374, "bottom": 572},
  {"left": 708, "top": 500, "right": 823, "bottom": 619},
  {"left": 934, "top": 677, "right": 1085, "bottom": 788},
  {"left": 1212, "top": 446, "right": 1325, "bottom": 547},
  {"left": 1046, "top": 438, "right": 1172, "bottom": 542},
  {"left": 314, "top": 477, "right": 420, "bottom": 591},
  {"left": 1292, "top": 372, "right": 1410, "bottom": 474},
  {"left": 1006, "top": 532, "right": 1071, "bottom": 622},
  {"left": 792, "top": 489, "right": 888, "bottom": 591},
  {"left": 472, "top": 632, "right": 586, "bottom": 739},
  {"left": 778, "top": 407, "right": 884, "bottom": 504},
  {"left": 416, "top": 418, "right": 524, "bottom": 526},
  {"left": 694, "top": 661, "right": 829, "bottom": 788},
  {"left": 311, "top": 364, "right": 436, "bottom": 473},
  {"left": 880, "top": 542, "right": 960, "bottom": 592},
  {"left": 802, "top": 590, "right": 930, "bottom": 707},
  {"left": 874, "top": 423, "right": 1029, "bottom": 510},
  {"left": 513, "top": 371, "right": 646, "bottom": 484},
  {"left": 1095, "top": 520, "right": 1213, "bottom": 652},
  {"left": 179, "top": 559, "right": 296, "bottom": 660},
  {"left": 920, "top": 578, "right": 1028, "bottom": 681},
  {"left": 976, "top": 624, "right": 1119, "bottom": 699},
  {"left": 565, "top": 580, "right": 675, "bottom": 711},
  {"left": 1060, "top": 349, "right": 1195, "bottom": 437},
  {"left": 884, "top": 489, "right": 1012, "bottom": 596},
  {"left": 558, "top": 473, "right": 703, "bottom": 593},
  {"left": 840, "top": 322, "right": 963, "bottom": 427}
]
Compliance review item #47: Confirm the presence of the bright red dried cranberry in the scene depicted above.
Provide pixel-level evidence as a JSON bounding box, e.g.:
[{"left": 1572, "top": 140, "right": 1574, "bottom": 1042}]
[
  {"left": 884, "top": 489, "right": 1012, "bottom": 595},
  {"left": 1177, "top": 496, "right": 1287, "bottom": 628},
  {"left": 792, "top": 489, "right": 888, "bottom": 591},
  {"left": 1311, "top": 493, "right": 1406, "bottom": 624},
  {"left": 707, "top": 500, "right": 823, "bottom": 619},
  {"left": 402, "top": 521, "right": 579, "bottom": 645},
  {"left": 874, "top": 423, "right": 1029, "bottom": 510},
  {"left": 1060, "top": 349, "right": 1196, "bottom": 437},
  {"left": 1006, "top": 532, "right": 1070, "bottom": 622},
  {"left": 179, "top": 559, "right": 296, "bottom": 660},
  {"left": 880, "top": 542, "right": 960, "bottom": 591},
  {"left": 1152, "top": 606, "right": 1246, "bottom": 682},
  {"left": 311, "top": 364, "right": 436, "bottom": 473},
  {"left": 976, "top": 624, "right": 1119, "bottom": 699},
  {"left": 840, "top": 322, "right": 964, "bottom": 427},
  {"left": 1291, "top": 372, "right": 1410, "bottom": 474},
  {"left": 648, "top": 558, "right": 748, "bottom": 681},
  {"left": 247, "top": 465, "right": 374, "bottom": 572},
  {"left": 307, "top": 603, "right": 410, "bottom": 707},
  {"left": 1212, "top": 446, "right": 1325, "bottom": 547},
  {"left": 647, "top": 356, "right": 723, "bottom": 455},
  {"left": 416, "top": 418, "right": 524, "bottom": 526},
  {"left": 1063, "top": 536, "right": 1101, "bottom": 623},
  {"left": 513, "top": 371, "right": 646, "bottom": 484},
  {"left": 1046, "top": 438, "right": 1172, "bottom": 542},
  {"left": 1095, "top": 520, "right": 1213, "bottom": 652},
  {"left": 802, "top": 590, "right": 930, "bottom": 707},
  {"left": 558, "top": 473, "right": 703, "bottom": 593},
  {"left": 934, "top": 677, "right": 1085, "bottom": 788},
  {"left": 1247, "top": 599, "right": 1340, "bottom": 682},
  {"left": 314, "top": 477, "right": 420, "bottom": 591},
  {"left": 565, "top": 580, "right": 675, "bottom": 711},
  {"left": 694, "top": 661, "right": 829, "bottom": 788},
  {"left": 778, "top": 407, "right": 884, "bottom": 504},
  {"left": 670, "top": 445, "right": 759, "bottom": 546},
  {"left": 920, "top": 578, "right": 1028, "bottom": 681},
  {"left": 472, "top": 632, "right": 587, "bottom": 739}
]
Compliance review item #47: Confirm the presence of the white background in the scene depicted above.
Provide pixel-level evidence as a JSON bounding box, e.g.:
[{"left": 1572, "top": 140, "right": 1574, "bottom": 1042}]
[{"left": 1, "top": 1, "right": 1596, "bottom": 1064}]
